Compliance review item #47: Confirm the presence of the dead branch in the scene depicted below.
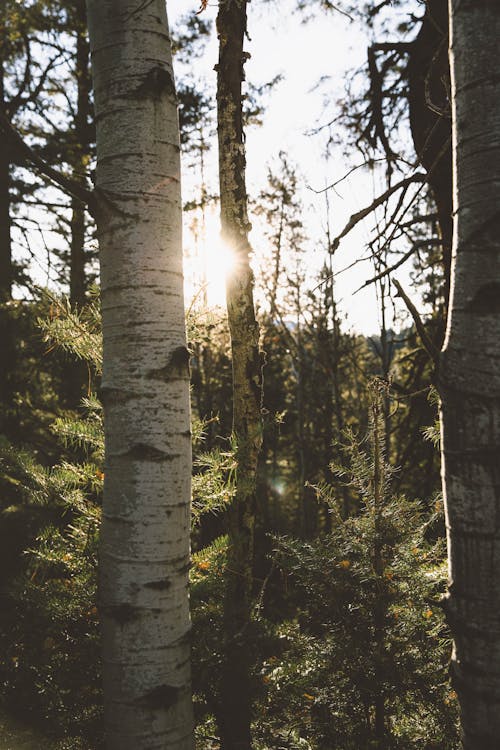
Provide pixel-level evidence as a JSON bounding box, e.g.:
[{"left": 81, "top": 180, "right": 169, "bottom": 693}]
[
  {"left": 393, "top": 278, "right": 439, "bottom": 367},
  {"left": 330, "top": 172, "right": 427, "bottom": 252}
]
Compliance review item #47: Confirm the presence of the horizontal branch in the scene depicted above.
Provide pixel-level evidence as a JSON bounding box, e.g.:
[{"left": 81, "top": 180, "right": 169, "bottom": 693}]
[{"left": 0, "top": 109, "right": 95, "bottom": 213}]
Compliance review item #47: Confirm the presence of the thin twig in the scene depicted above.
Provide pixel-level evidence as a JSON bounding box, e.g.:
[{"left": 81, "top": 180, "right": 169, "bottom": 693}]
[
  {"left": 356, "top": 238, "right": 443, "bottom": 292},
  {"left": 330, "top": 172, "right": 427, "bottom": 252}
]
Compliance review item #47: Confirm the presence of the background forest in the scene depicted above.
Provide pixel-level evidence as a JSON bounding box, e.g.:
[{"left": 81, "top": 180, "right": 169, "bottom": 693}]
[{"left": 0, "top": 0, "right": 463, "bottom": 748}]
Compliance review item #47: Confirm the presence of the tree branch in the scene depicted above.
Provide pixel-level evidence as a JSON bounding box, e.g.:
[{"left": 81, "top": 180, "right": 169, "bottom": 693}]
[
  {"left": 0, "top": 109, "right": 95, "bottom": 213},
  {"left": 356, "top": 238, "right": 443, "bottom": 292},
  {"left": 330, "top": 172, "right": 427, "bottom": 252},
  {"left": 393, "top": 278, "right": 439, "bottom": 367}
]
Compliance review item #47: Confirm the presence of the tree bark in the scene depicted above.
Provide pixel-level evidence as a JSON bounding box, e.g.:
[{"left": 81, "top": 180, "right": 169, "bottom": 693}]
[
  {"left": 0, "top": 0, "right": 13, "bottom": 438},
  {"left": 0, "top": 77, "right": 11, "bottom": 302},
  {"left": 408, "top": 0, "right": 452, "bottom": 304},
  {"left": 216, "top": 1, "right": 263, "bottom": 747},
  {"left": 69, "top": 0, "right": 93, "bottom": 309},
  {"left": 66, "top": 0, "right": 94, "bottom": 408},
  {"left": 440, "top": 0, "right": 500, "bottom": 747},
  {"left": 86, "top": 2, "right": 193, "bottom": 748}
]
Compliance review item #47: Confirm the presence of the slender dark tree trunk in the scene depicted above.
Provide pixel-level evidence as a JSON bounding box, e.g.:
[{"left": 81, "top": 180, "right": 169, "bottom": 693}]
[
  {"left": 0, "top": 111, "right": 11, "bottom": 303},
  {"left": 408, "top": 0, "right": 452, "bottom": 319},
  {"left": 70, "top": 0, "right": 92, "bottom": 309},
  {"left": 0, "top": 3, "right": 13, "bottom": 436},
  {"left": 0, "top": 0, "right": 11, "bottom": 302},
  {"left": 216, "top": 1, "right": 263, "bottom": 747},
  {"left": 371, "top": 390, "right": 387, "bottom": 745},
  {"left": 64, "top": 0, "right": 94, "bottom": 407}
]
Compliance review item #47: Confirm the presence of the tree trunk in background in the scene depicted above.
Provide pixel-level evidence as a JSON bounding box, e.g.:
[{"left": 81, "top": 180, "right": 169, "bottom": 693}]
[
  {"left": 216, "top": 0, "right": 263, "bottom": 747},
  {"left": 86, "top": 1, "right": 193, "bottom": 748},
  {"left": 0, "top": 1, "right": 13, "bottom": 437},
  {"left": 0, "top": 59, "right": 11, "bottom": 302},
  {"left": 440, "top": 0, "right": 500, "bottom": 747},
  {"left": 70, "top": 0, "right": 92, "bottom": 309},
  {"left": 408, "top": 0, "right": 452, "bottom": 311},
  {"left": 66, "top": 0, "right": 94, "bottom": 407}
]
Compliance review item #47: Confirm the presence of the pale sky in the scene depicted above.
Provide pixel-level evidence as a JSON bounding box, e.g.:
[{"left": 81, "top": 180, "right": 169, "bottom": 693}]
[{"left": 170, "top": 0, "right": 419, "bottom": 335}]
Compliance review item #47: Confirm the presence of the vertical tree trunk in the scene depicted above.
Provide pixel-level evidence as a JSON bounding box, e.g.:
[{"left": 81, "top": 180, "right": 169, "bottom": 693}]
[
  {"left": 66, "top": 0, "right": 94, "bottom": 407},
  {"left": 408, "top": 0, "right": 452, "bottom": 307},
  {"left": 86, "top": 2, "right": 193, "bottom": 748},
  {"left": 216, "top": 1, "right": 263, "bottom": 747},
  {"left": 440, "top": 0, "right": 500, "bottom": 747},
  {"left": 69, "top": 0, "right": 92, "bottom": 310},
  {"left": 0, "top": 84, "right": 11, "bottom": 302},
  {"left": 371, "top": 391, "right": 387, "bottom": 745},
  {"left": 0, "top": 1, "right": 13, "bottom": 437}
]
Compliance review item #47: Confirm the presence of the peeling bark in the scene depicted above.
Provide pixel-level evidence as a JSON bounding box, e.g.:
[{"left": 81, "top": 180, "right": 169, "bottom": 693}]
[
  {"left": 216, "top": 1, "right": 263, "bottom": 747},
  {"left": 86, "top": 1, "right": 193, "bottom": 748},
  {"left": 440, "top": 0, "right": 500, "bottom": 746}
]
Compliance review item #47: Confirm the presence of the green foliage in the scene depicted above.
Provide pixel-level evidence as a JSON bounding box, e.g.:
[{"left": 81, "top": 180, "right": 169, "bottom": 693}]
[
  {"left": 256, "top": 386, "right": 459, "bottom": 749},
  {"left": 0, "top": 439, "right": 103, "bottom": 747},
  {"left": 38, "top": 290, "right": 102, "bottom": 374},
  {"left": 0, "top": 294, "right": 236, "bottom": 747},
  {"left": 192, "top": 446, "right": 236, "bottom": 526},
  {"left": 0, "top": 299, "right": 103, "bottom": 747},
  {"left": 0, "top": 292, "right": 453, "bottom": 749}
]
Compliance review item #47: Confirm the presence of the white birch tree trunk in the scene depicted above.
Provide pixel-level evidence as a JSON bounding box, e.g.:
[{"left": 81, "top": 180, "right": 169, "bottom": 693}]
[
  {"left": 85, "top": 2, "right": 194, "bottom": 748},
  {"left": 441, "top": 0, "right": 500, "bottom": 746}
]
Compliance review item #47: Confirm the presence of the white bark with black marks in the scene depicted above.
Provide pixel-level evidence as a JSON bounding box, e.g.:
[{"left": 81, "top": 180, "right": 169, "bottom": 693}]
[
  {"left": 441, "top": 0, "right": 500, "bottom": 747},
  {"left": 86, "top": 1, "right": 194, "bottom": 748}
]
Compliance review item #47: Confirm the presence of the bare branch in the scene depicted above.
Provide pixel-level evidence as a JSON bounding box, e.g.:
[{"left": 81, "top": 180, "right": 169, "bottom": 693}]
[
  {"left": 307, "top": 157, "right": 388, "bottom": 195},
  {"left": 330, "top": 172, "right": 427, "bottom": 252},
  {"left": 356, "top": 238, "right": 443, "bottom": 292},
  {"left": 0, "top": 109, "right": 95, "bottom": 212},
  {"left": 393, "top": 279, "right": 439, "bottom": 367}
]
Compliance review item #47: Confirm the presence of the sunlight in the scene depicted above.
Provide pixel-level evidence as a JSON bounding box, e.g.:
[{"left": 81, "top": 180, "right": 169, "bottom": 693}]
[
  {"left": 184, "top": 208, "right": 239, "bottom": 309},
  {"left": 205, "top": 236, "right": 237, "bottom": 306}
]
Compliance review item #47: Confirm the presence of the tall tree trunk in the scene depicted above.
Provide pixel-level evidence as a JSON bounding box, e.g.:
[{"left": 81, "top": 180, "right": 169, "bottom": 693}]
[
  {"left": 69, "top": 0, "right": 92, "bottom": 310},
  {"left": 0, "top": 1, "right": 13, "bottom": 437},
  {"left": 66, "top": 0, "right": 94, "bottom": 407},
  {"left": 0, "top": 77, "right": 11, "bottom": 302},
  {"left": 86, "top": 2, "right": 193, "bottom": 748},
  {"left": 440, "top": 0, "right": 500, "bottom": 747},
  {"left": 216, "top": 1, "right": 263, "bottom": 747},
  {"left": 408, "top": 0, "right": 452, "bottom": 310}
]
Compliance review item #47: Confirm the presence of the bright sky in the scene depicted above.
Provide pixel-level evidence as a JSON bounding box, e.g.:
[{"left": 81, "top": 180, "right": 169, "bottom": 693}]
[{"left": 169, "top": 0, "right": 419, "bottom": 335}]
